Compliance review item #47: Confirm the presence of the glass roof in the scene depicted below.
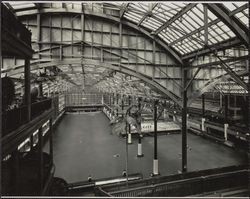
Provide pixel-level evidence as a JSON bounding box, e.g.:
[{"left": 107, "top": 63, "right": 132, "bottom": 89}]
[
  {"left": 112, "top": 2, "right": 248, "bottom": 55},
  {"left": 5, "top": 1, "right": 249, "bottom": 57}
]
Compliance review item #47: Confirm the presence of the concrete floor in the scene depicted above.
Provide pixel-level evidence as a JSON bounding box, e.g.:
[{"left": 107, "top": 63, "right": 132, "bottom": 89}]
[{"left": 45, "top": 112, "right": 247, "bottom": 183}]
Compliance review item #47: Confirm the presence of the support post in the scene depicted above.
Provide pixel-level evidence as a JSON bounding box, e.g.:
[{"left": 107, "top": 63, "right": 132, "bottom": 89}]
[
  {"left": 246, "top": 133, "right": 250, "bottom": 195},
  {"left": 116, "top": 93, "right": 119, "bottom": 117},
  {"left": 128, "top": 95, "right": 132, "bottom": 144},
  {"left": 224, "top": 95, "right": 229, "bottom": 140},
  {"left": 173, "top": 111, "right": 176, "bottom": 122},
  {"left": 248, "top": 61, "right": 250, "bottom": 195},
  {"left": 101, "top": 95, "right": 104, "bottom": 105},
  {"left": 182, "top": 68, "right": 188, "bottom": 173},
  {"left": 202, "top": 94, "right": 205, "bottom": 117},
  {"left": 38, "top": 127, "right": 44, "bottom": 194},
  {"left": 137, "top": 97, "right": 143, "bottom": 157},
  {"left": 224, "top": 123, "right": 229, "bottom": 141},
  {"left": 24, "top": 59, "right": 31, "bottom": 122},
  {"left": 49, "top": 118, "right": 53, "bottom": 163},
  {"left": 122, "top": 95, "right": 124, "bottom": 118},
  {"left": 152, "top": 100, "right": 159, "bottom": 175},
  {"left": 224, "top": 95, "right": 228, "bottom": 122}
]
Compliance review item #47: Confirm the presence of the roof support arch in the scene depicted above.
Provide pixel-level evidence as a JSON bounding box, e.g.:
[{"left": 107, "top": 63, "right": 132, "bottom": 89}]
[
  {"left": 16, "top": 8, "right": 183, "bottom": 65},
  {"left": 7, "top": 58, "right": 183, "bottom": 107}
]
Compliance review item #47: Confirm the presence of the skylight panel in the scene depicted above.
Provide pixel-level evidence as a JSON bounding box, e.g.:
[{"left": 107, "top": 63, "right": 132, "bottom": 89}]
[
  {"left": 235, "top": 13, "right": 249, "bottom": 27},
  {"left": 124, "top": 14, "right": 139, "bottom": 24},
  {"left": 159, "top": 32, "right": 175, "bottom": 43},
  {"left": 223, "top": 3, "right": 236, "bottom": 11},
  {"left": 142, "top": 20, "right": 159, "bottom": 31},
  {"left": 9, "top": 2, "right": 35, "bottom": 9},
  {"left": 207, "top": 9, "right": 217, "bottom": 21}
]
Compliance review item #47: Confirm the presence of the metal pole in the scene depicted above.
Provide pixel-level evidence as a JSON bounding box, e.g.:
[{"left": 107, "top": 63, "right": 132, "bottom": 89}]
[
  {"left": 202, "top": 94, "right": 205, "bottom": 117},
  {"left": 137, "top": 97, "right": 143, "bottom": 157},
  {"left": 154, "top": 100, "right": 158, "bottom": 160},
  {"left": 125, "top": 123, "right": 129, "bottom": 186},
  {"left": 122, "top": 95, "right": 124, "bottom": 118},
  {"left": 49, "top": 118, "right": 53, "bottom": 163},
  {"left": 128, "top": 96, "right": 132, "bottom": 144},
  {"left": 38, "top": 127, "right": 44, "bottom": 194},
  {"left": 182, "top": 69, "right": 188, "bottom": 173},
  {"left": 153, "top": 100, "right": 159, "bottom": 175},
  {"left": 24, "top": 59, "right": 31, "bottom": 122},
  {"left": 247, "top": 62, "right": 250, "bottom": 195},
  {"left": 116, "top": 93, "right": 119, "bottom": 117},
  {"left": 224, "top": 95, "right": 228, "bottom": 122},
  {"left": 224, "top": 95, "right": 229, "bottom": 140}
]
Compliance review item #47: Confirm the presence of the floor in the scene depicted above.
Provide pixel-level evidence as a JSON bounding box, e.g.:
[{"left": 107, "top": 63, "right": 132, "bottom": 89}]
[{"left": 44, "top": 111, "right": 247, "bottom": 183}]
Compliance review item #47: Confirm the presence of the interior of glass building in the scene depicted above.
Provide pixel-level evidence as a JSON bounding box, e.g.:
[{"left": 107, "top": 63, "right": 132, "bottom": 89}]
[{"left": 1, "top": 1, "right": 250, "bottom": 197}]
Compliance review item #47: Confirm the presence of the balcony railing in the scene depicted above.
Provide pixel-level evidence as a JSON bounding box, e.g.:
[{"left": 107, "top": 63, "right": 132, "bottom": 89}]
[{"left": 2, "top": 98, "right": 52, "bottom": 136}]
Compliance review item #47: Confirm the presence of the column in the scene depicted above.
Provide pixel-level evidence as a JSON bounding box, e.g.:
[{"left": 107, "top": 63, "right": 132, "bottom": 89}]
[
  {"left": 38, "top": 127, "right": 44, "bottom": 194},
  {"left": 116, "top": 93, "right": 119, "bottom": 117},
  {"left": 137, "top": 98, "right": 143, "bottom": 157},
  {"left": 24, "top": 59, "right": 31, "bottom": 122},
  {"left": 224, "top": 95, "right": 229, "bottom": 141},
  {"left": 182, "top": 68, "right": 188, "bottom": 173},
  {"left": 49, "top": 118, "right": 53, "bottom": 163},
  {"left": 152, "top": 100, "right": 159, "bottom": 175},
  {"left": 127, "top": 96, "right": 132, "bottom": 144}
]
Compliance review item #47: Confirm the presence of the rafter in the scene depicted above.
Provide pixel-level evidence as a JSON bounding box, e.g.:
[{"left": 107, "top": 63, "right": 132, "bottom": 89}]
[
  {"left": 186, "top": 55, "right": 248, "bottom": 70},
  {"left": 206, "top": 4, "right": 249, "bottom": 46},
  {"left": 137, "top": 3, "right": 158, "bottom": 26},
  {"left": 182, "top": 38, "right": 242, "bottom": 61},
  {"left": 153, "top": 3, "right": 196, "bottom": 35},
  {"left": 120, "top": 3, "right": 129, "bottom": 18}
]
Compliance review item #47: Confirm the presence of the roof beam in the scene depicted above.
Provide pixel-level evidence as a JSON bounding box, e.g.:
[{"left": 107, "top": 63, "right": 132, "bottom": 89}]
[
  {"left": 182, "top": 38, "right": 242, "bottom": 61},
  {"left": 120, "top": 3, "right": 129, "bottom": 18},
  {"left": 137, "top": 3, "right": 158, "bottom": 26},
  {"left": 206, "top": 4, "right": 249, "bottom": 46},
  {"left": 186, "top": 55, "right": 248, "bottom": 70},
  {"left": 153, "top": 3, "right": 196, "bottom": 35}
]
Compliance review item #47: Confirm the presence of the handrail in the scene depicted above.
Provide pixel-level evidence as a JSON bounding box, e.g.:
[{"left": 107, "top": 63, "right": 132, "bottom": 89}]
[{"left": 107, "top": 169, "right": 247, "bottom": 197}]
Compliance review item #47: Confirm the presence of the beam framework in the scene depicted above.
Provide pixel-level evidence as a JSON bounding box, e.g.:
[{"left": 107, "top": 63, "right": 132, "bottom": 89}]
[
  {"left": 16, "top": 8, "right": 183, "bottom": 64},
  {"left": 154, "top": 3, "right": 196, "bottom": 35},
  {"left": 206, "top": 4, "right": 249, "bottom": 46}
]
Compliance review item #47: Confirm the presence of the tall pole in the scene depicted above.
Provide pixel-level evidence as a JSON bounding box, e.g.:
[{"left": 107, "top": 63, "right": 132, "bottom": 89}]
[
  {"left": 182, "top": 68, "right": 188, "bottom": 173},
  {"left": 202, "top": 94, "right": 205, "bottom": 117},
  {"left": 24, "top": 59, "right": 31, "bottom": 122},
  {"left": 247, "top": 52, "right": 250, "bottom": 195},
  {"left": 201, "top": 94, "right": 206, "bottom": 132},
  {"left": 127, "top": 95, "right": 132, "bottom": 144},
  {"left": 224, "top": 95, "right": 229, "bottom": 140},
  {"left": 137, "top": 97, "right": 143, "bottom": 157},
  {"left": 153, "top": 99, "right": 159, "bottom": 175},
  {"left": 38, "top": 127, "right": 44, "bottom": 194},
  {"left": 49, "top": 118, "right": 53, "bottom": 163},
  {"left": 116, "top": 93, "right": 119, "bottom": 117}
]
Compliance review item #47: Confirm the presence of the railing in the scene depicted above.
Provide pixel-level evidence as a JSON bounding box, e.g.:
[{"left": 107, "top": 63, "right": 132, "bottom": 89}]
[
  {"left": 65, "top": 93, "right": 103, "bottom": 106},
  {"left": 2, "top": 98, "right": 52, "bottom": 136},
  {"left": 98, "top": 165, "right": 247, "bottom": 197}
]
